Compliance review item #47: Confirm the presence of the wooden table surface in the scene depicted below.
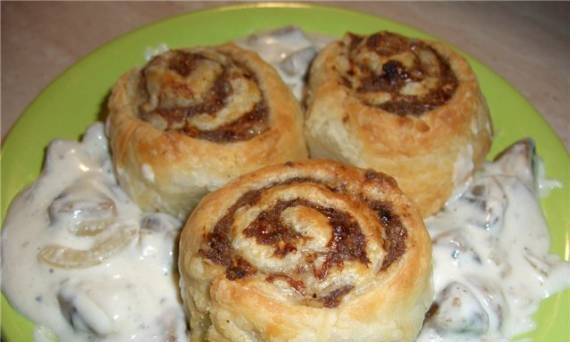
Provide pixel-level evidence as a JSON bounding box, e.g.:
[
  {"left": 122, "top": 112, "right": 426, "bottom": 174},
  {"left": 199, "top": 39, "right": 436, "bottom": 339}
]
[{"left": 2, "top": 2, "right": 569, "bottom": 150}]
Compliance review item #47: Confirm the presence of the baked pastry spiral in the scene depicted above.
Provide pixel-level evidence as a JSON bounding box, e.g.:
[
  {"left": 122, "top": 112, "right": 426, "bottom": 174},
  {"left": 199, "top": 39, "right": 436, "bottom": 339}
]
[
  {"left": 179, "top": 160, "right": 432, "bottom": 342},
  {"left": 107, "top": 44, "right": 308, "bottom": 219},
  {"left": 305, "top": 32, "right": 492, "bottom": 216}
]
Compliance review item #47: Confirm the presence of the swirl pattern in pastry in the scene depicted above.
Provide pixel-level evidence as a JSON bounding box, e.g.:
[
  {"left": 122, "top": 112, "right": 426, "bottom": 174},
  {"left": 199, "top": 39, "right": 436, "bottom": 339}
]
[
  {"left": 107, "top": 44, "right": 308, "bottom": 219},
  {"left": 138, "top": 49, "right": 269, "bottom": 142},
  {"left": 305, "top": 31, "right": 492, "bottom": 216},
  {"left": 179, "top": 160, "right": 432, "bottom": 342},
  {"left": 341, "top": 32, "right": 458, "bottom": 115}
]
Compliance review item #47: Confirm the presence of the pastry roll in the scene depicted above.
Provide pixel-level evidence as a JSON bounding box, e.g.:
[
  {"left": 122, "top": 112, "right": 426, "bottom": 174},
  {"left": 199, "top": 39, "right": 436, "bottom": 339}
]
[
  {"left": 305, "top": 32, "right": 492, "bottom": 216},
  {"left": 179, "top": 160, "right": 432, "bottom": 342},
  {"left": 107, "top": 44, "right": 308, "bottom": 219}
]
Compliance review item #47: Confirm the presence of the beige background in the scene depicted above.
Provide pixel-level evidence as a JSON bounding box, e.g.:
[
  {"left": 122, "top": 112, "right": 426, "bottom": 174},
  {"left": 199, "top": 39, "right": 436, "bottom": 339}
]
[{"left": 2, "top": 1, "right": 569, "bottom": 150}]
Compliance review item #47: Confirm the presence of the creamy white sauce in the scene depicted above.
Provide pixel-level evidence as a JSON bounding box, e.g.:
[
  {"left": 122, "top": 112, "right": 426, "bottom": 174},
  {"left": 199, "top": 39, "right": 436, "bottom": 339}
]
[
  {"left": 535, "top": 157, "right": 563, "bottom": 197},
  {"left": 2, "top": 27, "right": 569, "bottom": 342},
  {"left": 1, "top": 124, "right": 188, "bottom": 342},
  {"left": 419, "top": 141, "right": 570, "bottom": 341},
  {"left": 237, "top": 26, "right": 332, "bottom": 99}
]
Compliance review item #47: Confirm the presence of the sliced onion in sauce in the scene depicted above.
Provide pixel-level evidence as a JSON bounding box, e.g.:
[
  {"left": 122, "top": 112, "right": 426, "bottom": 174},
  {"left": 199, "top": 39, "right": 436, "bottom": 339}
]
[{"left": 38, "top": 224, "right": 137, "bottom": 268}]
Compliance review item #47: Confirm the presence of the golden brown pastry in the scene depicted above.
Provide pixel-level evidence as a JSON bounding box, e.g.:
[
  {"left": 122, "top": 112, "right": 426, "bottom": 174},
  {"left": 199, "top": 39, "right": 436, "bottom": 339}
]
[
  {"left": 179, "top": 160, "right": 432, "bottom": 342},
  {"left": 305, "top": 32, "right": 492, "bottom": 216},
  {"left": 107, "top": 44, "right": 308, "bottom": 219}
]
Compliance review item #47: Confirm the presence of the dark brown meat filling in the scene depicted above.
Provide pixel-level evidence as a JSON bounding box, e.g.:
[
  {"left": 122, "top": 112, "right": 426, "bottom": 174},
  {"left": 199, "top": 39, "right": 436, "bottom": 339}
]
[
  {"left": 266, "top": 274, "right": 306, "bottom": 294},
  {"left": 184, "top": 101, "right": 267, "bottom": 142},
  {"left": 243, "top": 200, "right": 303, "bottom": 258},
  {"left": 168, "top": 51, "right": 206, "bottom": 77},
  {"left": 344, "top": 32, "right": 458, "bottom": 115},
  {"left": 368, "top": 201, "right": 407, "bottom": 270},
  {"left": 199, "top": 175, "right": 407, "bottom": 307},
  {"left": 322, "top": 285, "right": 355, "bottom": 308},
  {"left": 244, "top": 198, "right": 370, "bottom": 277},
  {"left": 138, "top": 49, "right": 268, "bottom": 142}
]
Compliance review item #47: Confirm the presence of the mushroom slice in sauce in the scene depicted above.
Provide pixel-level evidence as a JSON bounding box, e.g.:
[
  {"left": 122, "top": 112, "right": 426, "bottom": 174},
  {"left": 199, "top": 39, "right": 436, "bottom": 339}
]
[
  {"left": 433, "top": 231, "right": 482, "bottom": 264},
  {"left": 57, "top": 285, "right": 114, "bottom": 336},
  {"left": 140, "top": 213, "right": 180, "bottom": 235},
  {"left": 455, "top": 176, "right": 508, "bottom": 233},
  {"left": 490, "top": 139, "right": 536, "bottom": 189},
  {"left": 465, "top": 276, "right": 508, "bottom": 333},
  {"left": 279, "top": 46, "right": 318, "bottom": 76},
  {"left": 428, "top": 282, "right": 490, "bottom": 336},
  {"left": 49, "top": 178, "right": 117, "bottom": 236}
]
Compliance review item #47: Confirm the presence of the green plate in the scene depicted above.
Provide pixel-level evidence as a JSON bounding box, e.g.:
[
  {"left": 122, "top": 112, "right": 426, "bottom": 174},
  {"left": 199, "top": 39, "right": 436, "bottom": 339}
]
[{"left": 2, "top": 3, "right": 569, "bottom": 341}]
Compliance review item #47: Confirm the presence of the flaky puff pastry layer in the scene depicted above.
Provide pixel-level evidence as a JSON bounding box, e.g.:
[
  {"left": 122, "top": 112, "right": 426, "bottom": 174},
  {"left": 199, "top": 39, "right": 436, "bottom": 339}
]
[
  {"left": 305, "top": 32, "right": 492, "bottom": 217},
  {"left": 179, "top": 160, "right": 432, "bottom": 342},
  {"left": 107, "top": 44, "right": 307, "bottom": 219}
]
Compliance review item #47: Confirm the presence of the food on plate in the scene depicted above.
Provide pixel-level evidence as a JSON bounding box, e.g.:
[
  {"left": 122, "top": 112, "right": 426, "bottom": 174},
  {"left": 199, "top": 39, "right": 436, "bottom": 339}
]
[
  {"left": 178, "top": 160, "right": 433, "bottom": 342},
  {"left": 418, "top": 140, "right": 570, "bottom": 341},
  {"left": 107, "top": 43, "right": 308, "bottom": 219},
  {"left": 2, "top": 24, "right": 568, "bottom": 342},
  {"left": 1, "top": 124, "right": 188, "bottom": 342},
  {"left": 304, "top": 31, "right": 493, "bottom": 217}
]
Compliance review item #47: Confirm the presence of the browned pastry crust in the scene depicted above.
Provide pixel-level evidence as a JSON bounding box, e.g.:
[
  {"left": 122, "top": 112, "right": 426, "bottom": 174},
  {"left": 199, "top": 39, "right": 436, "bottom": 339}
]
[
  {"left": 179, "top": 160, "right": 432, "bottom": 342},
  {"left": 305, "top": 32, "right": 492, "bottom": 216},
  {"left": 107, "top": 44, "right": 308, "bottom": 219}
]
